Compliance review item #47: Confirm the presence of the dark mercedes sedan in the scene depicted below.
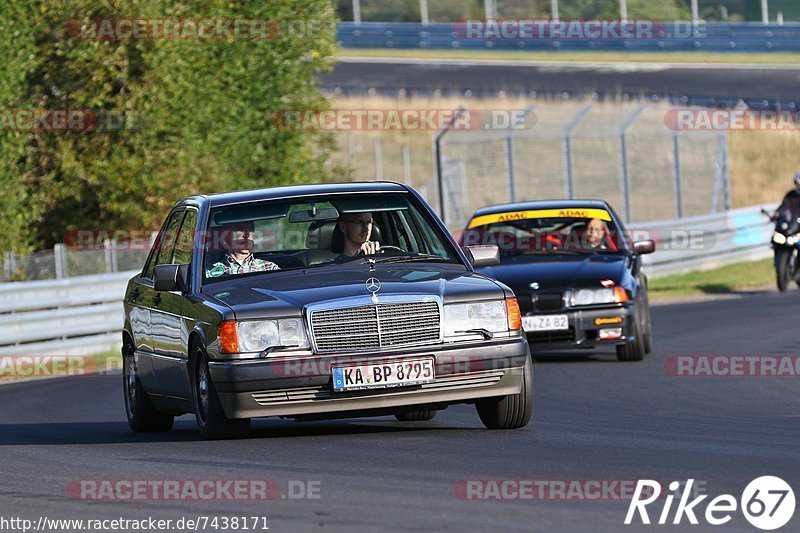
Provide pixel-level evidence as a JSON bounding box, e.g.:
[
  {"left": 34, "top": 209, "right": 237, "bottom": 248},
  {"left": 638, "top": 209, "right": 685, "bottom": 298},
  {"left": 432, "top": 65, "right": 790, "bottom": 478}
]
[
  {"left": 460, "top": 200, "right": 655, "bottom": 362},
  {"left": 122, "top": 182, "right": 532, "bottom": 439}
]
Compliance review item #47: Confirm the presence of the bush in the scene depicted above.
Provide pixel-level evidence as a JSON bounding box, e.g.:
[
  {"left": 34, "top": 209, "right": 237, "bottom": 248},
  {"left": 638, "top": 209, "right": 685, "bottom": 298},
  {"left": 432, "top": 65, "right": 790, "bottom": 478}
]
[{"left": 0, "top": 0, "right": 339, "bottom": 252}]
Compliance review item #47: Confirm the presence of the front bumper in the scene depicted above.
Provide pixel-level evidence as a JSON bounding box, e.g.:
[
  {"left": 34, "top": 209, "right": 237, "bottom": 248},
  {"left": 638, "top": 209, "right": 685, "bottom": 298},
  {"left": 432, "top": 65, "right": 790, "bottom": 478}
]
[
  {"left": 209, "top": 336, "right": 529, "bottom": 419},
  {"left": 524, "top": 303, "right": 635, "bottom": 351}
]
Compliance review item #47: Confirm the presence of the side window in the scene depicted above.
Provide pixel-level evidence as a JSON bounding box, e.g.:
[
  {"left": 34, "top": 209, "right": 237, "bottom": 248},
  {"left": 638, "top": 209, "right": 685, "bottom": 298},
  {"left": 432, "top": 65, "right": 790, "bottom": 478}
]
[
  {"left": 143, "top": 209, "right": 184, "bottom": 278},
  {"left": 172, "top": 210, "right": 198, "bottom": 265},
  {"left": 407, "top": 206, "right": 449, "bottom": 257}
]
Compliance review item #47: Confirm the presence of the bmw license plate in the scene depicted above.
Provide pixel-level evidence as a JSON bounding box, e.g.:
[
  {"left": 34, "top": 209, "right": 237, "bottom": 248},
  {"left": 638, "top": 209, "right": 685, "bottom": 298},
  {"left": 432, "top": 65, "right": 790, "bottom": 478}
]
[
  {"left": 522, "top": 314, "right": 569, "bottom": 332},
  {"left": 332, "top": 357, "right": 435, "bottom": 392}
]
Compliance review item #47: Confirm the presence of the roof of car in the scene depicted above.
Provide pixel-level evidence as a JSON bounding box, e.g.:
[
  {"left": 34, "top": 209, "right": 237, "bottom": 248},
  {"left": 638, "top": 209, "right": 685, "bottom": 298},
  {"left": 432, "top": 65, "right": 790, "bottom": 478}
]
[
  {"left": 184, "top": 181, "right": 409, "bottom": 207},
  {"left": 470, "top": 199, "right": 613, "bottom": 218}
]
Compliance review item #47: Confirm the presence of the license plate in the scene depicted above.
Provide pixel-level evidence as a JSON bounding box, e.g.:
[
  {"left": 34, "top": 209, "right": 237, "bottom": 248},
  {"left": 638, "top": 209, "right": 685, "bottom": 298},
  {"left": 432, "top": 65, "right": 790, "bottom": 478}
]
[
  {"left": 522, "top": 314, "right": 569, "bottom": 332},
  {"left": 332, "top": 357, "right": 435, "bottom": 392}
]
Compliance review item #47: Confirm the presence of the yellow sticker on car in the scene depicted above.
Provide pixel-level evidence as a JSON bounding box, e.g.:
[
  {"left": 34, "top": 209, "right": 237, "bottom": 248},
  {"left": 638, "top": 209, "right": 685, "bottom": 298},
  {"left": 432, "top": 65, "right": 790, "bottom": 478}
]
[
  {"left": 595, "top": 317, "right": 624, "bottom": 326},
  {"left": 467, "top": 208, "right": 612, "bottom": 229}
]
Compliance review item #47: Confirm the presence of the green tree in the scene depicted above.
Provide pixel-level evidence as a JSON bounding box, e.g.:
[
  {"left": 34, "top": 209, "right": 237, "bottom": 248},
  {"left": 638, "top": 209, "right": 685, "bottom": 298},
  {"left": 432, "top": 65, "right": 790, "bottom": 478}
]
[{"left": 0, "top": 0, "right": 338, "bottom": 252}]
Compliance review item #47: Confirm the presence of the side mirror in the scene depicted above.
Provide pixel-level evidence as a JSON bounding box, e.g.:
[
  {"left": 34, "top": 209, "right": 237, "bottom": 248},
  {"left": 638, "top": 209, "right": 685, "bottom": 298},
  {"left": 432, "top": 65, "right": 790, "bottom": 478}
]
[
  {"left": 464, "top": 245, "right": 500, "bottom": 267},
  {"left": 154, "top": 264, "right": 189, "bottom": 292},
  {"left": 633, "top": 240, "right": 656, "bottom": 255}
]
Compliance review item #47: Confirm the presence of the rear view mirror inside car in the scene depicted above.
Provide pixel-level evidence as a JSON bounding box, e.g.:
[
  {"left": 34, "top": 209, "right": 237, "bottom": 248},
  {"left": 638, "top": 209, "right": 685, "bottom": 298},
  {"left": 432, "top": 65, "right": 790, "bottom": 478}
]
[{"left": 288, "top": 207, "right": 340, "bottom": 223}]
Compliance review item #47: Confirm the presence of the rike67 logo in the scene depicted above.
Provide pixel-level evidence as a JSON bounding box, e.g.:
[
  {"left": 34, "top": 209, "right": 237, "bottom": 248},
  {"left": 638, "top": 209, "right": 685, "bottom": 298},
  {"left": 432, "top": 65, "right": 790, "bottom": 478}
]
[{"left": 626, "top": 477, "right": 795, "bottom": 530}]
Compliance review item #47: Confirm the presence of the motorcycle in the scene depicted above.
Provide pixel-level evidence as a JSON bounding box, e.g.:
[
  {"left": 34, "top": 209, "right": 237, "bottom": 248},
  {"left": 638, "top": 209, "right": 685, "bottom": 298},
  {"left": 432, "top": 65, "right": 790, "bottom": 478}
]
[{"left": 762, "top": 207, "right": 800, "bottom": 292}]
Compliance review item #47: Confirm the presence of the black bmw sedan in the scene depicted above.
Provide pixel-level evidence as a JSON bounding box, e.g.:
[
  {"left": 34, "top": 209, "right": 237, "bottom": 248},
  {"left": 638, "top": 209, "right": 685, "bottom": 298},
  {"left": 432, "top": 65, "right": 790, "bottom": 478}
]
[
  {"left": 460, "top": 200, "right": 655, "bottom": 362},
  {"left": 122, "top": 182, "right": 532, "bottom": 439}
]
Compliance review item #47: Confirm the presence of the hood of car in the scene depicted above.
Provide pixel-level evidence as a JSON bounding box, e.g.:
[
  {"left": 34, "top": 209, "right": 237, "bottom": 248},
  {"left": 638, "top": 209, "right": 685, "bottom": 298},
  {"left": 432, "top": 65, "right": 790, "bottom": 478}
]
[
  {"left": 202, "top": 263, "right": 506, "bottom": 320},
  {"left": 476, "top": 253, "right": 629, "bottom": 294}
]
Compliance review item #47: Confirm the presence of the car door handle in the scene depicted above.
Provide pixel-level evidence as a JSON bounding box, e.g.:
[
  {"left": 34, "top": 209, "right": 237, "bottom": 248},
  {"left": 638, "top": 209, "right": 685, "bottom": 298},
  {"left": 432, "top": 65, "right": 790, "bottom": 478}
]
[
  {"left": 129, "top": 288, "right": 139, "bottom": 301},
  {"left": 152, "top": 294, "right": 162, "bottom": 305}
]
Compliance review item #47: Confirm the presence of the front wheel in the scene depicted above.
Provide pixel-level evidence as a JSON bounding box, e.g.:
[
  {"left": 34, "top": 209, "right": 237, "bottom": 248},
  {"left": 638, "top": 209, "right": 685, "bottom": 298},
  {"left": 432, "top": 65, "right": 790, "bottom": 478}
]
[
  {"left": 122, "top": 339, "right": 174, "bottom": 433},
  {"left": 776, "top": 248, "right": 794, "bottom": 292},
  {"left": 642, "top": 304, "right": 654, "bottom": 355},
  {"left": 476, "top": 357, "right": 533, "bottom": 430},
  {"left": 616, "top": 315, "right": 645, "bottom": 362},
  {"left": 193, "top": 345, "right": 250, "bottom": 440}
]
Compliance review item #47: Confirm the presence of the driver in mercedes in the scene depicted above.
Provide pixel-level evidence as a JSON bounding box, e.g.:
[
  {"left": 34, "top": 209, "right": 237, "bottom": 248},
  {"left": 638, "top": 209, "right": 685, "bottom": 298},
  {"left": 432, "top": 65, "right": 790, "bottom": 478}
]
[{"left": 337, "top": 212, "right": 381, "bottom": 258}]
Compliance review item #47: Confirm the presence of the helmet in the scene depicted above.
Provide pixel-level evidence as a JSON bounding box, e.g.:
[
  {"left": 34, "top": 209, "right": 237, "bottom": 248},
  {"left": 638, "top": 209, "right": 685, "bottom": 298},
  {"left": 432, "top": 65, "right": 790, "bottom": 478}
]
[{"left": 794, "top": 171, "right": 800, "bottom": 191}]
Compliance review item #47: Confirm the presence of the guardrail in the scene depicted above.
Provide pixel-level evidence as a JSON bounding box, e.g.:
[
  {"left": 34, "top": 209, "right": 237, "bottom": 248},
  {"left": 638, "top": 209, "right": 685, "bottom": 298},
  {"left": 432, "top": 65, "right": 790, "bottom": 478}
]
[
  {"left": 634, "top": 203, "right": 777, "bottom": 277},
  {"left": 0, "top": 203, "right": 779, "bottom": 355},
  {"left": 338, "top": 22, "right": 800, "bottom": 53},
  {"left": 0, "top": 271, "right": 135, "bottom": 356}
]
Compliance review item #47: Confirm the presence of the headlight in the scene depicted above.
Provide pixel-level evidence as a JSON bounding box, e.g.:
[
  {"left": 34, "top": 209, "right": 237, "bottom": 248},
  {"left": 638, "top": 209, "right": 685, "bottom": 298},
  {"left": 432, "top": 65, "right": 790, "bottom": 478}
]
[
  {"left": 219, "top": 318, "right": 310, "bottom": 354},
  {"left": 565, "top": 287, "right": 629, "bottom": 307},
  {"left": 773, "top": 232, "right": 787, "bottom": 245},
  {"left": 443, "top": 300, "right": 513, "bottom": 338}
]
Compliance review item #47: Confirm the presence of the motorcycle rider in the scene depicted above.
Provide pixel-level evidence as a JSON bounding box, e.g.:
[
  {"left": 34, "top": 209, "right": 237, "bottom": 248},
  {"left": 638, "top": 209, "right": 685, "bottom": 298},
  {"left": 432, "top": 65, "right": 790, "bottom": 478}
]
[{"left": 773, "top": 171, "right": 800, "bottom": 221}]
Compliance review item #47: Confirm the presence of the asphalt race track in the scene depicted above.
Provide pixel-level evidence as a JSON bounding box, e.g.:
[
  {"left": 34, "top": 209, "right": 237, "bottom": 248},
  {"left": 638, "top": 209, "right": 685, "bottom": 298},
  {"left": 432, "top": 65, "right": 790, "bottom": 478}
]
[
  {"left": 322, "top": 58, "right": 800, "bottom": 108},
  {"left": 1, "top": 291, "right": 798, "bottom": 532}
]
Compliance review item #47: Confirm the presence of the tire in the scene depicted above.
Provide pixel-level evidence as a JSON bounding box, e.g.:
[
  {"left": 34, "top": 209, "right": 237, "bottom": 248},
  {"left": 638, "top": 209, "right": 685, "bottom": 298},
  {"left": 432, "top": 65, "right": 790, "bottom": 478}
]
[
  {"left": 616, "top": 314, "right": 645, "bottom": 362},
  {"left": 395, "top": 410, "right": 436, "bottom": 422},
  {"left": 122, "top": 338, "right": 174, "bottom": 433},
  {"left": 476, "top": 356, "right": 533, "bottom": 430},
  {"left": 642, "top": 304, "right": 654, "bottom": 355},
  {"left": 193, "top": 344, "right": 250, "bottom": 440},
  {"left": 776, "top": 249, "right": 793, "bottom": 292}
]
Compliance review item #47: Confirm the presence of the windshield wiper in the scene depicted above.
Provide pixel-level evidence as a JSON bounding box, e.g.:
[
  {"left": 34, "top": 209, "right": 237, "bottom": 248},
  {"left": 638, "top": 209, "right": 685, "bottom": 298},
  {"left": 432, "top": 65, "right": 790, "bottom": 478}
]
[{"left": 371, "top": 254, "right": 454, "bottom": 264}]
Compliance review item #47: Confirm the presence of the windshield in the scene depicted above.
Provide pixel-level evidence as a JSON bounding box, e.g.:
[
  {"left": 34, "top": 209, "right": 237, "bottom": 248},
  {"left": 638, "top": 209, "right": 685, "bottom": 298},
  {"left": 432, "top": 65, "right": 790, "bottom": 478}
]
[
  {"left": 462, "top": 207, "right": 626, "bottom": 261},
  {"left": 202, "top": 192, "right": 461, "bottom": 284}
]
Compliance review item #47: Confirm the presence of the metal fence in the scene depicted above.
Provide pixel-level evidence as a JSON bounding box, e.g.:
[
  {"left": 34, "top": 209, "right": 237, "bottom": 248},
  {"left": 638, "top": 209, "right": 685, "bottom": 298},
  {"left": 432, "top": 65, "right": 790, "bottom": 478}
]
[
  {"left": 437, "top": 103, "right": 730, "bottom": 229},
  {"left": 2, "top": 242, "right": 150, "bottom": 283},
  {"left": 332, "top": 102, "right": 731, "bottom": 231}
]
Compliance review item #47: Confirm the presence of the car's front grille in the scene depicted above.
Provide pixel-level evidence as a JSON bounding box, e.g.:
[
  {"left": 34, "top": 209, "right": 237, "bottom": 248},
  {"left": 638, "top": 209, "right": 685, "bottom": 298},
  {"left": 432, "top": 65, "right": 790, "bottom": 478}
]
[{"left": 310, "top": 300, "right": 441, "bottom": 352}]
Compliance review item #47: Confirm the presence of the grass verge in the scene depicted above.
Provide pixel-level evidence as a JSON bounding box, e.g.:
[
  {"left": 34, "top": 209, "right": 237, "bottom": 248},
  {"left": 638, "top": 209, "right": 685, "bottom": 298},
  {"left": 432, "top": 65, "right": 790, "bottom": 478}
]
[
  {"left": 649, "top": 258, "right": 775, "bottom": 301},
  {"left": 337, "top": 48, "right": 800, "bottom": 65}
]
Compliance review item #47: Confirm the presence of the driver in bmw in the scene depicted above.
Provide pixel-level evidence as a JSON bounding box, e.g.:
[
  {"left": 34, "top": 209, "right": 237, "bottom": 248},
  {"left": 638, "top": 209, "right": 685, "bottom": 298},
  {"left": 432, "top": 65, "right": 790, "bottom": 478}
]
[{"left": 337, "top": 212, "right": 381, "bottom": 258}]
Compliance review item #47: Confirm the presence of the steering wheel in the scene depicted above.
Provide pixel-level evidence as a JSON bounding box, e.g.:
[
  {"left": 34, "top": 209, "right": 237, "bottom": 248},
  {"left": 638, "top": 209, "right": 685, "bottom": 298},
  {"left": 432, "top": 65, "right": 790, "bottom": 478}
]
[{"left": 378, "top": 245, "right": 406, "bottom": 254}]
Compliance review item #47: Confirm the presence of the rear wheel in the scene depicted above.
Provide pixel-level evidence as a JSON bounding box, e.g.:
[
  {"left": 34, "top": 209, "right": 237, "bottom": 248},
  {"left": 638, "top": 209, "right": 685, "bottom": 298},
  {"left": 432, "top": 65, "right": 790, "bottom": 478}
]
[
  {"left": 395, "top": 410, "right": 436, "bottom": 422},
  {"left": 193, "top": 345, "right": 250, "bottom": 440},
  {"left": 122, "top": 338, "right": 174, "bottom": 433},
  {"left": 616, "top": 316, "right": 645, "bottom": 362},
  {"left": 476, "top": 356, "right": 533, "bottom": 430}
]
